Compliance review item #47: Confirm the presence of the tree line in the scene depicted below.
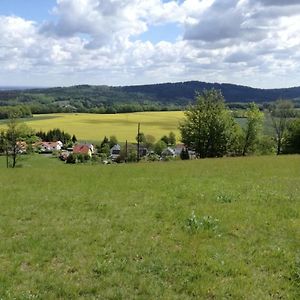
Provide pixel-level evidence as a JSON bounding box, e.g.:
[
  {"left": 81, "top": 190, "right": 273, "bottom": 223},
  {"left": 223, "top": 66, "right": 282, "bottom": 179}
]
[
  {"left": 179, "top": 89, "right": 300, "bottom": 158},
  {"left": 0, "top": 105, "right": 32, "bottom": 119}
]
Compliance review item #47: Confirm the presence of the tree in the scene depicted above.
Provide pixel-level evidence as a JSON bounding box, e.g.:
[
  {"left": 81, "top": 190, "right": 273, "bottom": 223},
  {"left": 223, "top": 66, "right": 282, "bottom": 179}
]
[
  {"left": 160, "top": 135, "right": 169, "bottom": 145},
  {"left": 179, "top": 89, "right": 237, "bottom": 158},
  {"left": 109, "top": 135, "right": 118, "bottom": 148},
  {"left": 0, "top": 131, "right": 6, "bottom": 153},
  {"left": 101, "top": 136, "right": 109, "bottom": 148},
  {"left": 2, "top": 115, "right": 35, "bottom": 168},
  {"left": 154, "top": 140, "right": 167, "bottom": 156},
  {"left": 168, "top": 131, "right": 176, "bottom": 146},
  {"left": 283, "top": 119, "right": 300, "bottom": 154},
  {"left": 180, "top": 147, "right": 190, "bottom": 160},
  {"left": 72, "top": 134, "right": 77, "bottom": 144},
  {"left": 0, "top": 130, "right": 8, "bottom": 168},
  {"left": 136, "top": 132, "right": 146, "bottom": 144},
  {"left": 242, "top": 103, "right": 264, "bottom": 156},
  {"left": 269, "top": 100, "right": 295, "bottom": 155},
  {"left": 144, "top": 134, "right": 156, "bottom": 149}
]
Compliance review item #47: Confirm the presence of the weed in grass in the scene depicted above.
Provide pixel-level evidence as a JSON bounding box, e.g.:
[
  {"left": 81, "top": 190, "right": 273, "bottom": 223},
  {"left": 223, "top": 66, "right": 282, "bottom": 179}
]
[
  {"left": 186, "top": 211, "right": 219, "bottom": 233},
  {"left": 216, "top": 193, "right": 233, "bottom": 203},
  {"left": 291, "top": 257, "right": 300, "bottom": 289}
]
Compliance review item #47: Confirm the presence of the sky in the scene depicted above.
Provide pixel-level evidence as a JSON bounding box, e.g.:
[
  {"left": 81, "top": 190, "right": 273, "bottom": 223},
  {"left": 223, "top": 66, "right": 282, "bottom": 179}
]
[{"left": 0, "top": 0, "right": 300, "bottom": 88}]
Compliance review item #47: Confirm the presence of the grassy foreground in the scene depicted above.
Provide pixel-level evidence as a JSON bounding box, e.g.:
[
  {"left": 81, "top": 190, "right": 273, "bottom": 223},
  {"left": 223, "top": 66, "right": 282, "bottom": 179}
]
[
  {"left": 0, "top": 112, "right": 184, "bottom": 142},
  {"left": 0, "top": 155, "right": 299, "bottom": 299}
]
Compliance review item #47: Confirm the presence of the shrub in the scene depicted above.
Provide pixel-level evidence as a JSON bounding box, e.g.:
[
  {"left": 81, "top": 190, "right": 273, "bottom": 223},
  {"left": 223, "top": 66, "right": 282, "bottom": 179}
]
[
  {"left": 180, "top": 148, "right": 190, "bottom": 160},
  {"left": 66, "top": 153, "right": 76, "bottom": 164},
  {"left": 144, "top": 153, "right": 160, "bottom": 162},
  {"left": 256, "top": 135, "right": 276, "bottom": 155}
]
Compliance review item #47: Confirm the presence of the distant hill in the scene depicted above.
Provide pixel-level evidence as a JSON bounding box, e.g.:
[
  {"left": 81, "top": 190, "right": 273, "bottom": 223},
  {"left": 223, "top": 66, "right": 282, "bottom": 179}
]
[
  {"left": 0, "top": 81, "right": 300, "bottom": 117},
  {"left": 121, "top": 81, "right": 300, "bottom": 103}
]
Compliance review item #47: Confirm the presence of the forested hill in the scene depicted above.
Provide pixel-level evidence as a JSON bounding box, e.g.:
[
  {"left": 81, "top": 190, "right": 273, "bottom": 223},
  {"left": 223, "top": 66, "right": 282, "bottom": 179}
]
[
  {"left": 1, "top": 81, "right": 300, "bottom": 117},
  {"left": 122, "top": 81, "right": 300, "bottom": 103}
]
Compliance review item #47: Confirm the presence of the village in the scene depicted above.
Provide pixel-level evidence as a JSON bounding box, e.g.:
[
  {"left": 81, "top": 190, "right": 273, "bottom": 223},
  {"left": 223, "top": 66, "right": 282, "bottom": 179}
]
[
  {"left": 34, "top": 139, "right": 195, "bottom": 164},
  {"left": 13, "top": 129, "right": 195, "bottom": 164}
]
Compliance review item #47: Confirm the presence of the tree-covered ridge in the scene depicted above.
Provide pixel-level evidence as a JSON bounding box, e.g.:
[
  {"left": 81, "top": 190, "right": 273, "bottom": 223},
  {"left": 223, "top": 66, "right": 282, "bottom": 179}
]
[
  {"left": 122, "top": 81, "right": 300, "bottom": 103},
  {"left": 0, "top": 81, "right": 300, "bottom": 117}
]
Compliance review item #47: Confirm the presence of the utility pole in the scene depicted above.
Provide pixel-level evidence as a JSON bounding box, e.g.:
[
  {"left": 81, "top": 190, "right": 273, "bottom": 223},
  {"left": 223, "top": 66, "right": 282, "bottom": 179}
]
[
  {"left": 125, "top": 139, "right": 128, "bottom": 163},
  {"left": 137, "top": 122, "right": 140, "bottom": 162},
  {"left": 6, "top": 141, "right": 9, "bottom": 168}
]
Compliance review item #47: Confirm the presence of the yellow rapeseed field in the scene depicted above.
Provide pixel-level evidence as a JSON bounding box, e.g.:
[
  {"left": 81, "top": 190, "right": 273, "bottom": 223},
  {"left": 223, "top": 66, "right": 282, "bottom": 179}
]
[{"left": 1, "top": 112, "right": 184, "bottom": 142}]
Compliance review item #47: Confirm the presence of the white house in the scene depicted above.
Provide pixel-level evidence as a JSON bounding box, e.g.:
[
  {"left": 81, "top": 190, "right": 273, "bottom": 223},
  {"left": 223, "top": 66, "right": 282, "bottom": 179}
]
[
  {"left": 38, "top": 141, "right": 63, "bottom": 152},
  {"left": 110, "top": 144, "right": 121, "bottom": 160},
  {"left": 161, "top": 147, "right": 176, "bottom": 158}
]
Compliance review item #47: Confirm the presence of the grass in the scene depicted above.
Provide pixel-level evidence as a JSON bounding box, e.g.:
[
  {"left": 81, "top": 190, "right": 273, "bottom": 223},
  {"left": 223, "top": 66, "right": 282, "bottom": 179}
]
[
  {"left": 0, "top": 154, "right": 299, "bottom": 298},
  {"left": 0, "top": 112, "right": 184, "bottom": 143}
]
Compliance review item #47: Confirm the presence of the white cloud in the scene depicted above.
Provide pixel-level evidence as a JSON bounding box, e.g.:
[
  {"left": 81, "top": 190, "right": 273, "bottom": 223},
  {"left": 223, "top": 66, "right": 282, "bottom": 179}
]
[{"left": 0, "top": 0, "right": 300, "bottom": 88}]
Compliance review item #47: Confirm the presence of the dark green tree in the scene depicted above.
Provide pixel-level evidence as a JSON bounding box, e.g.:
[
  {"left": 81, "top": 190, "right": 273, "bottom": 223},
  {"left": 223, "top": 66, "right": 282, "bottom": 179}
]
[
  {"left": 179, "top": 89, "right": 237, "bottom": 158},
  {"left": 100, "top": 136, "right": 109, "bottom": 148},
  {"left": 168, "top": 131, "right": 176, "bottom": 146},
  {"left": 180, "top": 147, "right": 190, "bottom": 160},
  {"left": 269, "top": 100, "right": 295, "bottom": 155},
  {"left": 72, "top": 134, "right": 77, "bottom": 144},
  {"left": 160, "top": 135, "right": 169, "bottom": 145},
  {"left": 283, "top": 119, "right": 300, "bottom": 154},
  {"left": 109, "top": 135, "right": 118, "bottom": 148}
]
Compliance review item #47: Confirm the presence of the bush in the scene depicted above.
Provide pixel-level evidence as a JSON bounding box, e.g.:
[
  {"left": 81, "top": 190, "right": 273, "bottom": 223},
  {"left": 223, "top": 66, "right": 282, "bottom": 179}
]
[
  {"left": 256, "top": 135, "right": 276, "bottom": 155},
  {"left": 180, "top": 148, "right": 190, "bottom": 160},
  {"left": 144, "top": 153, "right": 160, "bottom": 162},
  {"left": 66, "top": 153, "right": 76, "bottom": 164},
  {"left": 283, "top": 119, "right": 300, "bottom": 154}
]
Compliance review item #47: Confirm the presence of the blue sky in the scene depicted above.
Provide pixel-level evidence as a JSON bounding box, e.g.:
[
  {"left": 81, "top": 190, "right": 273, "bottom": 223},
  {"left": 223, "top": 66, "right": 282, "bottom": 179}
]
[
  {"left": 0, "top": 0, "right": 56, "bottom": 21},
  {"left": 0, "top": 0, "right": 300, "bottom": 88}
]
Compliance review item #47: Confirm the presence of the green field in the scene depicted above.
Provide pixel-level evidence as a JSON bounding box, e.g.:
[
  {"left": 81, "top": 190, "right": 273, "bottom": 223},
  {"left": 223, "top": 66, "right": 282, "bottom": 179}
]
[
  {"left": 0, "top": 155, "right": 299, "bottom": 298},
  {"left": 0, "top": 112, "right": 184, "bottom": 142}
]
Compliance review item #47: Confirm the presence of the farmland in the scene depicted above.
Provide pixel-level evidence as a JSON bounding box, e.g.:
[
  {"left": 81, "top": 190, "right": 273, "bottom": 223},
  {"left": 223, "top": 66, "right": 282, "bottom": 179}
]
[
  {"left": 0, "top": 112, "right": 184, "bottom": 142},
  {"left": 0, "top": 154, "right": 299, "bottom": 298},
  {"left": 0, "top": 111, "right": 276, "bottom": 143}
]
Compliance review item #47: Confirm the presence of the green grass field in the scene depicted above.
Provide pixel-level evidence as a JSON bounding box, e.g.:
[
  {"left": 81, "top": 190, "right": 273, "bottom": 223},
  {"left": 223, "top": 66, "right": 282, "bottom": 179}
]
[
  {"left": 0, "top": 155, "right": 299, "bottom": 298},
  {"left": 0, "top": 112, "right": 184, "bottom": 143}
]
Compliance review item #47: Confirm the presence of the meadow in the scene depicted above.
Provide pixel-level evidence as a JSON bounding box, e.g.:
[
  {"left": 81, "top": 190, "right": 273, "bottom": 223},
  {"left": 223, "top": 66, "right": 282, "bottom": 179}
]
[
  {"left": 0, "top": 112, "right": 184, "bottom": 143},
  {"left": 0, "top": 154, "right": 299, "bottom": 299}
]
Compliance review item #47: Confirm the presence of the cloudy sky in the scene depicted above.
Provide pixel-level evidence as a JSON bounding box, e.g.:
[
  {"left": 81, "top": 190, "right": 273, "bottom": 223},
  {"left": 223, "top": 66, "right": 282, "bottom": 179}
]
[{"left": 0, "top": 0, "right": 300, "bottom": 88}]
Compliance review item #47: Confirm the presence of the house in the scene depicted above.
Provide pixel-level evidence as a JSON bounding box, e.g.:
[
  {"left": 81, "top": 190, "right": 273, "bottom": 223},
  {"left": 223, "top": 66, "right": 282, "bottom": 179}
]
[
  {"left": 35, "top": 141, "right": 63, "bottom": 152},
  {"left": 16, "top": 141, "right": 28, "bottom": 153},
  {"left": 188, "top": 150, "right": 196, "bottom": 159},
  {"left": 110, "top": 144, "right": 121, "bottom": 160},
  {"left": 161, "top": 147, "right": 176, "bottom": 158},
  {"left": 139, "top": 146, "right": 148, "bottom": 157},
  {"left": 174, "top": 144, "right": 185, "bottom": 156},
  {"left": 59, "top": 150, "right": 70, "bottom": 161},
  {"left": 73, "top": 143, "right": 94, "bottom": 157}
]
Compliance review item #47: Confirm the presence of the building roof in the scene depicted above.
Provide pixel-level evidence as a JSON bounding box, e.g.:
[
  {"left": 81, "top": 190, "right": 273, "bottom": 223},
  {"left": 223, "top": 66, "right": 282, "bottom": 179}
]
[
  {"left": 73, "top": 144, "right": 92, "bottom": 154},
  {"left": 162, "top": 147, "right": 176, "bottom": 155},
  {"left": 110, "top": 144, "right": 121, "bottom": 151}
]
